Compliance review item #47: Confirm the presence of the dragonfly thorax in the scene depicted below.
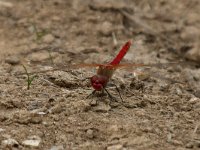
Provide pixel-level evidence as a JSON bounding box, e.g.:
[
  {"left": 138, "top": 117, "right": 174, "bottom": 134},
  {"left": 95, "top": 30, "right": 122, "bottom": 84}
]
[{"left": 90, "top": 75, "right": 109, "bottom": 91}]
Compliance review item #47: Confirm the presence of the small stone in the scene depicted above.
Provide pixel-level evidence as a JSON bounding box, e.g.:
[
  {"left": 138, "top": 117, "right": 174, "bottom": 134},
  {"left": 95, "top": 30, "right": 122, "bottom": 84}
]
[
  {"left": 43, "top": 34, "right": 55, "bottom": 43},
  {"left": 86, "top": 129, "right": 94, "bottom": 139},
  {"left": 109, "top": 125, "right": 119, "bottom": 133},
  {"left": 93, "top": 102, "right": 111, "bottom": 112},
  {"left": 90, "top": 0, "right": 128, "bottom": 10},
  {"left": 30, "top": 116, "right": 42, "bottom": 124},
  {"left": 28, "top": 52, "right": 50, "bottom": 62},
  {"left": 22, "top": 135, "right": 41, "bottom": 147},
  {"left": 50, "top": 145, "right": 64, "bottom": 150},
  {"left": 98, "top": 21, "right": 113, "bottom": 36},
  {"left": 90, "top": 99, "right": 97, "bottom": 106},
  {"left": 72, "top": 100, "right": 91, "bottom": 112},
  {"left": 1, "top": 138, "right": 19, "bottom": 147},
  {"left": 5, "top": 56, "right": 20, "bottom": 65},
  {"left": 189, "top": 97, "right": 200, "bottom": 104},
  {"left": 194, "top": 90, "right": 200, "bottom": 98},
  {"left": 185, "top": 43, "right": 200, "bottom": 63},
  {"left": 134, "top": 72, "right": 150, "bottom": 81},
  {"left": 52, "top": 16, "right": 61, "bottom": 21},
  {"left": 181, "top": 26, "right": 200, "bottom": 42},
  {"left": 107, "top": 144, "right": 123, "bottom": 150},
  {"left": 0, "top": 128, "right": 5, "bottom": 132},
  {"left": 185, "top": 142, "right": 194, "bottom": 148},
  {"left": 49, "top": 104, "right": 64, "bottom": 114},
  {"left": 36, "top": 112, "right": 46, "bottom": 115},
  {"left": 0, "top": 1, "right": 13, "bottom": 8},
  {"left": 171, "top": 140, "right": 183, "bottom": 146},
  {"left": 175, "top": 87, "right": 182, "bottom": 95}
]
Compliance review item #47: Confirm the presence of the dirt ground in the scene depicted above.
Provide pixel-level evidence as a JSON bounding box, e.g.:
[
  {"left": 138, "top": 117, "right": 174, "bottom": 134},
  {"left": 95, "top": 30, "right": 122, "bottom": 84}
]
[{"left": 0, "top": 0, "right": 200, "bottom": 149}]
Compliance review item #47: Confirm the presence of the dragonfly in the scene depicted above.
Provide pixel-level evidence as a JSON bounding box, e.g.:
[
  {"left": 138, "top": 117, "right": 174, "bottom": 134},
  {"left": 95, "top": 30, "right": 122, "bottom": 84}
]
[{"left": 74, "top": 40, "right": 149, "bottom": 101}]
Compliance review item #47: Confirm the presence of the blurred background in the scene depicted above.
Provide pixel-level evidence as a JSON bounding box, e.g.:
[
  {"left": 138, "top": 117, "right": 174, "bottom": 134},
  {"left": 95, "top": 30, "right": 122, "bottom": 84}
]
[{"left": 0, "top": 0, "right": 200, "bottom": 64}]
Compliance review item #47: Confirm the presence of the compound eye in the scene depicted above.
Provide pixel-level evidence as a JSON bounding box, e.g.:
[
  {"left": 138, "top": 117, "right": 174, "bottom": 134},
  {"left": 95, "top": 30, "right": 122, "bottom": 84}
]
[{"left": 91, "top": 75, "right": 98, "bottom": 82}]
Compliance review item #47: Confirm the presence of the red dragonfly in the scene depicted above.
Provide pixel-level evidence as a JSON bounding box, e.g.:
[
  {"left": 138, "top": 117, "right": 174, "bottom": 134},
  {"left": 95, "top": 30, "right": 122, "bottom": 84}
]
[{"left": 75, "top": 40, "right": 147, "bottom": 101}]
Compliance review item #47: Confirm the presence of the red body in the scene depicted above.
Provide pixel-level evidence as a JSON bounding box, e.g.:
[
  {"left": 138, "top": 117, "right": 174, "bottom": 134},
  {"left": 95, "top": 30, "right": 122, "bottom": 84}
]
[{"left": 91, "top": 41, "right": 131, "bottom": 91}]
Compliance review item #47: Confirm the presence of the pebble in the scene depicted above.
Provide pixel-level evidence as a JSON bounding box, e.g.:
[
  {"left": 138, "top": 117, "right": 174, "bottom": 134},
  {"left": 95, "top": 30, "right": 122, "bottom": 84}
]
[
  {"left": 189, "top": 97, "right": 200, "bottom": 104},
  {"left": 181, "top": 26, "right": 200, "bottom": 42},
  {"left": 5, "top": 56, "right": 20, "bottom": 65},
  {"left": 50, "top": 145, "right": 64, "bottom": 150},
  {"left": 28, "top": 52, "right": 50, "bottom": 62},
  {"left": 185, "top": 43, "right": 200, "bottom": 63},
  {"left": 90, "top": 99, "right": 98, "bottom": 106},
  {"left": 49, "top": 104, "right": 64, "bottom": 114},
  {"left": 1, "top": 138, "right": 19, "bottom": 147},
  {"left": 43, "top": 34, "right": 55, "bottom": 43},
  {"left": 108, "top": 125, "right": 120, "bottom": 133},
  {"left": 194, "top": 90, "right": 200, "bottom": 98},
  {"left": 185, "top": 142, "right": 194, "bottom": 148},
  {"left": 107, "top": 144, "right": 123, "bottom": 150},
  {"left": 22, "top": 135, "right": 41, "bottom": 147},
  {"left": 90, "top": 0, "right": 128, "bottom": 10},
  {"left": 0, "top": 128, "right": 5, "bottom": 132},
  {"left": 0, "top": 1, "right": 13, "bottom": 8},
  {"left": 186, "top": 140, "right": 200, "bottom": 148},
  {"left": 93, "top": 102, "right": 111, "bottom": 112},
  {"left": 72, "top": 100, "right": 91, "bottom": 112},
  {"left": 86, "top": 129, "right": 94, "bottom": 139},
  {"left": 98, "top": 21, "right": 113, "bottom": 36},
  {"left": 171, "top": 140, "right": 183, "bottom": 146}
]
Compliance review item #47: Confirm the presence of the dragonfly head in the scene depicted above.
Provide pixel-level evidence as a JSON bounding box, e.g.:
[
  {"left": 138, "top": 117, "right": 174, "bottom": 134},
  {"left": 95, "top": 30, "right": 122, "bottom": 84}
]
[{"left": 90, "top": 75, "right": 109, "bottom": 91}]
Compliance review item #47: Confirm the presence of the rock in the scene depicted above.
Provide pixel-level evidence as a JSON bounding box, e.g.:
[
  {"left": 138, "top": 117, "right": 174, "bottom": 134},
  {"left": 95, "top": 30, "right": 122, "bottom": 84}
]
[
  {"left": 86, "top": 129, "right": 94, "bottom": 139},
  {"left": 185, "top": 43, "right": 200, "bottom": 63},
  {"left": 0, "top": 128, "right": 5, "bottom": 132},
  {"left": 93, "top": 102, "right": 111, "bottom": 112},
  {"left": 189, "top": 97, "right": 200, "bottom": 104},
  {"left": 43, "top": 34, "right": 55, "bottom": 43},
  {"left": 22, "top": 135, "right": 41, "bottom": 148},
  {"left": 47, "top": 71, "right": 77, "bottom": 87},
  {"left": 1, "top": 138, "right": 19, "bottom": 147},
  {"left": 90, "top": 99, "right": 97, "bottom": 106},
  {"left": 90, "top": 0, "right": 129, "bottom": 11},
  {"left": 194, "top": 90, "right": 200, "bottom": 98},
  {"left": 49, "top": 104, "right": 65, "bottom": 114},
  {"left": 5, "top": 56, "right": 20, "bottom": 65},
  {"left": 0, "top": 1, "right": 13, "bottom": 8},
  {"left": 185, "top": 142, "right": 194, "bottom": 148},
  {"left": 50, "top": 145, "right": 64, "bottom": 150},
  {"left": 181, "top": 26, "right": 200, "bottom": 42},
  {"left": 108, "top": 125, "right": 120, "bottom": 133},
  {"left": 171, "top": 140, "right": 183, "bottom": 146},
  {"left": 72, "top": 100, "right": 91, "bottom": 112},
  {"left": 107, "top": 144, "right": 123, "bottom": 150},
  {"left": 98, "top": 21, "right": 113, "bottom": 36},
  {"left": 186, "top": 13, "right": 200, "bottom": 25},
  {"left": 52, "top": 16, "right": 61, "bottom": 22},
  {"left": 28, "top": 52, "right": 50, "bottom": 62}
]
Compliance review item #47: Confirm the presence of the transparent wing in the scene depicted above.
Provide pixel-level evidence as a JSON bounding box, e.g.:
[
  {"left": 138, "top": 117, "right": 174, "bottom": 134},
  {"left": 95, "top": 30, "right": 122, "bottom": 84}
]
[{"left": 16, "top": 61, "right": 184, "bottom": 79}]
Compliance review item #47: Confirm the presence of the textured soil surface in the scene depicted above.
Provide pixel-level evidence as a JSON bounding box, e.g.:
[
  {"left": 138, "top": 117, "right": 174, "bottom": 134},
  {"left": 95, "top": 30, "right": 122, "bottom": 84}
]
[{"left": 0, "top": 0, "right": 200, "bottom": 150}]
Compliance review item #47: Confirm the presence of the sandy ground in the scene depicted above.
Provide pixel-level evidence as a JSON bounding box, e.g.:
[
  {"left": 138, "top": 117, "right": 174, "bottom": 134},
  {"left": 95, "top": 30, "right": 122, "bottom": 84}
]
[{"left": 0, "top": 0, "right": 200, "bottom": 149}]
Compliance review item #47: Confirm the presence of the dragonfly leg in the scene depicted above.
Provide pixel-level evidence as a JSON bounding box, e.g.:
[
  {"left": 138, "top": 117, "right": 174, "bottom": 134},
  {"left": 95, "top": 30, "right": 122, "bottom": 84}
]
[
  {"left": 112, "top": 83, "right": 124, "bottom": 102},
  {"left": 86, "top": 90, "right": 98, "bottom": 106},
  {"left": 104, "top": 88, "right": 117, "bottom": 102},
  {"left": 107, "top": 82, "right": 124, "bottom": 102},
  {"left": 86, "top": 90, "right": 96, "bottom": 99}
]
